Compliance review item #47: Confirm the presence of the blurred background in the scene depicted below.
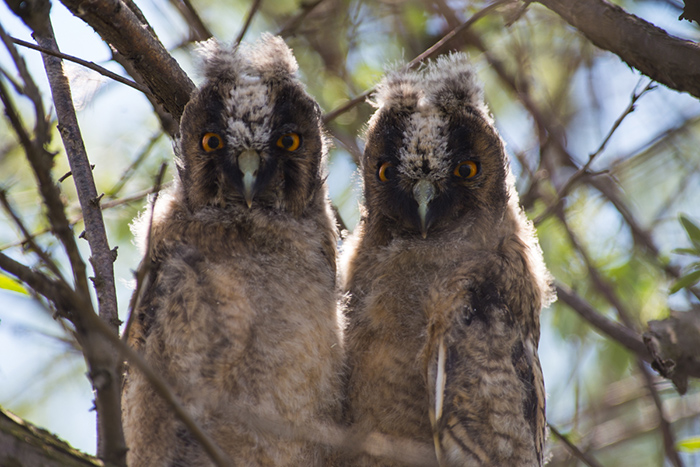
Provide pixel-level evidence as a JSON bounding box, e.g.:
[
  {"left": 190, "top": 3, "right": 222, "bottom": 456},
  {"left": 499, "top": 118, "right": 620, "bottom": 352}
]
[{"left": 1, "top": 0, "right": 699, "bottom": 465}]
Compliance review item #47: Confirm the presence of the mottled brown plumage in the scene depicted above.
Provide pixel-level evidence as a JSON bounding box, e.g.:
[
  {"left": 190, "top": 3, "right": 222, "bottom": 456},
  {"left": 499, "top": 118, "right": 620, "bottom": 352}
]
[
  {"left": 122, "top": 35, "right": 343, "bottom": 466},
  {"left": 341, "top": 54, "right": 554, "bottom": 466}
]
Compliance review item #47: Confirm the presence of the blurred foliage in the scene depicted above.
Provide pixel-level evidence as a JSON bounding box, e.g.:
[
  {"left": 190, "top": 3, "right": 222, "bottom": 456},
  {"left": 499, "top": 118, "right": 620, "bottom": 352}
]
[{"left": 1, "top": 0, "right": 700, "bottom": 464}]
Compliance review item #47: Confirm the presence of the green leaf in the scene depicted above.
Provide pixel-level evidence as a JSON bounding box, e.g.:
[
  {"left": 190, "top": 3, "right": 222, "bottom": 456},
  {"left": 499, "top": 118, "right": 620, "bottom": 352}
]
[
  {"left": 0, "top": 273, "right": 29, "bottom": 295},
  {"left": 673, "top": 247, "right": 700, "bottom": 256},
  {"left": 677, "top": 436, "right": 700, "bottom": 453},
  {"left": 680, "top": 214, "right": 700, "bottom": 249},
  {"left": 670, "top": 269, "right": 700, "bottom": 294}
]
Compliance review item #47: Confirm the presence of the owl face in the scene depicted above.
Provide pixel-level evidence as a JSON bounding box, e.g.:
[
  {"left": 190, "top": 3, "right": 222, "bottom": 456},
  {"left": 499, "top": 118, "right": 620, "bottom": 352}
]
[
  {"left": 177, "top": 35, "right": 324, "bottom": 216},
  {"left": 362, "top": 55, "right": 509, "bottom": 240}
]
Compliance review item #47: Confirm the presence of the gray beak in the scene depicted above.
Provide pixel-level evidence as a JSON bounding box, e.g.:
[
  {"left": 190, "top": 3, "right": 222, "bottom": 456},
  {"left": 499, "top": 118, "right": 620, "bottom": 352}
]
[
  {"left": 412, "top": 179, "right": 435, "bottom": 238},
  {"left": 238, "top": 150, "right": 260, "bottom": 208}
]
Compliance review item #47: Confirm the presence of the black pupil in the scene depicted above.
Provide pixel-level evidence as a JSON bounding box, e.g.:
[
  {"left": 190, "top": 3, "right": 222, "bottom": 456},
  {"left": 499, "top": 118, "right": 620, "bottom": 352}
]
[
  {"left": 459, "top": 162, "right": 475, "bottom": 177},
  {"left": 381, "top": 164, "right": 396, "bottom": 180},
  {"left": 207, "top": 135, "right": 221, "bottom": 149},
  {"left": 281, "top": 135, "right": 294, "bottom": 148}
]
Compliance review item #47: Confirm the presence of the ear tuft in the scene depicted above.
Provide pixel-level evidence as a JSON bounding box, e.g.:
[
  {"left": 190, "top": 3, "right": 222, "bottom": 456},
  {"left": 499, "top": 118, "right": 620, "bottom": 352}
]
[{"left": 195, "top": 34, "right": 299, "bottom": 85}]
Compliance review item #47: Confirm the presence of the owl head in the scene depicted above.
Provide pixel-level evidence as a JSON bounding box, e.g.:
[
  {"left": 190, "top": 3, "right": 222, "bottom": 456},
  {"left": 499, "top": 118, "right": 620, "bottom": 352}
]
[
  {"left": 176, "top": 34, "right": 325, "bottom": 216},
  {"left": 361, "top": 53, "right": 509, "bottom": 242}
]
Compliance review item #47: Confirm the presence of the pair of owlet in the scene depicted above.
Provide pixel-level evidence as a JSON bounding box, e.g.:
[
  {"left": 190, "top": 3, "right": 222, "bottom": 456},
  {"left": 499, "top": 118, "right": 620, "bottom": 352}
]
[
  {"left": 340, "top": 55, "right": 554, "bottom": 466},
  {"left": 121, "top": 34, "right": 553, "bottom": 467}
]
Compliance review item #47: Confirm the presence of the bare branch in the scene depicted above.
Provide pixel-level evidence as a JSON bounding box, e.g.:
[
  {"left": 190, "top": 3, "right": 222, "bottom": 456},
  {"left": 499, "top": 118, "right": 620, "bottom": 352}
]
[
  {"left": 10, "top": 36, "right": 151, "bottom": 95},
  {"left": 234, "top": 0, "right": 263, "bottom": 46},
  {"left": 555, "top": 283, "right": 649, "bottom": 358},
  {"left": 59, "top": 0, "right": 195, "bottom": 122},
  {"left": 637, "top": 362, "right": 684, "bottom": 467},
  {"left": 0, "top": 182, "right": 173, "bottom": 252},
  {"left": 322, "top": 0, "right": 509, "bottom": 124},
  {"left": 534, "top": 0, "right": 700, "bottom": 99},
  {"left": 277, "top": 0, "right": 326, "bottom": 38},
  {"left": 0, "top": 189, "right": 64, "bottom": 280},
  {"left": 33, "top": 17, "right": 120, "bottom": 334},
  {"left": 168, "top": 0, "right": 212, "bottom": 42},
  {"left": 0, "top": 28, "right": 90, "bottom": 301},
  {"left": 534, "top": 80, "right": 655, "bottom": 225},
  {"left": 548, "top": 424, "right": 604, "bottom": 467}
]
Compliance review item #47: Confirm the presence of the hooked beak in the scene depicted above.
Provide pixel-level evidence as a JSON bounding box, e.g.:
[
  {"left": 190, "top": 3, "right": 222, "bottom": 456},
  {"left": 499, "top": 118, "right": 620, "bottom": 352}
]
[
  {"left": 412, "top": 179, "right": 435, "bottom": 239},
  {"left": 238, "top": 150, "right": 260, "bottom": 208}
]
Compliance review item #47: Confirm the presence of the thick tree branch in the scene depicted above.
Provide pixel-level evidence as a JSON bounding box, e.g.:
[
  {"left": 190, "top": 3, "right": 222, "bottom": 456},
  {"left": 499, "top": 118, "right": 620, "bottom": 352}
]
[
  {"left": 58, "top": 0, "right": 195, "bottom": 122},
  {"left": 534, "top": 0, "right": 700, "bottom": 99},
  {"left": 0, "top": 407, "right": 101, "bottom": 467}
]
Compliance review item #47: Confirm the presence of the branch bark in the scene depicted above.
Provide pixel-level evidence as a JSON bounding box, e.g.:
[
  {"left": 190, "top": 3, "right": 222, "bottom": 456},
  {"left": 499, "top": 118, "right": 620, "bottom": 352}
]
[
  {"left": 534, "top": 0, "right": 700, "bottom": 99},
  {"left": 0, "top": 407, "right": 101, "bottom": 467},
  {"left": 58, "top": 0, "right": 195, "bottom": 122}
]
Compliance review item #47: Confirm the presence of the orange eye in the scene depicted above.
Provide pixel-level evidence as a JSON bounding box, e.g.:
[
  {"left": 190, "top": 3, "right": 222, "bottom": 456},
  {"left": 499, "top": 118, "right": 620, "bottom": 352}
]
[
  {"left": 454, "top": 160, "right": 479, "bottom": 179},
  {"left": 276, "top": 132, "right": 301, "bottom": 151},
  {"left": 202, "top": 133, "right": 223, "bottom": 152},
  {"left": 377, "top": 161, "right": 396, "bottom": 182}
]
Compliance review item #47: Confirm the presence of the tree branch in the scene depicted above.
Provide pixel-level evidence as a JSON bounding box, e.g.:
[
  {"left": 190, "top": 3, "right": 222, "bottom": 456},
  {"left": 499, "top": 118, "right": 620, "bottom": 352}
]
[
  {"left": 58, "top": 0, "right": 195, "bottom": 122},
  {"left": 555, "top": 283, "right": 649, "bottom": 358},
  {"left": 33, "top": 20, "right": 120, "bottom": 333},
  {"left": 10, "top": 36, "right": 150, "bottom": 94},
  {"left": 548, "top": 424, "right": 604, "bottom": 467},
  {"left": 534, "top": 0, "right": 700, "bottom": 99}
]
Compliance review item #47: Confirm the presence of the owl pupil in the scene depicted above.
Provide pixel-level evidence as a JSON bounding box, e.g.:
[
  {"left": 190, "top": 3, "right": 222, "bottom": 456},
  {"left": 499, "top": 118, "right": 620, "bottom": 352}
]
[
  {"left": 208, "top": 135, "right": 220, "bottom": 149},
  {"left": 281, "top": 135, "right": 294, "bottom": 148},
  {"left": 458, "top": 163, "right": 474, "bottom": 178}
]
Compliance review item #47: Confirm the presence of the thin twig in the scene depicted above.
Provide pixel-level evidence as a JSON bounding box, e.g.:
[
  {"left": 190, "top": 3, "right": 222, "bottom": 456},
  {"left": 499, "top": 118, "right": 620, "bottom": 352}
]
[
  {"left": 637, "top": 362, "right": 684, "bottom": 467},
  {"left": 0, "top": 182, "right": 173, "bottom": 252},
  {"left": 554, "top": 209, "right": 683, "bottom": 466},
  {"left": 322, "top": 0, "right": 508, "bottom": 124},
  {"left": 234, "top": 0, "right": 263, "bottom": 46},
  {"left": 534, "top": 79, "right": 656, "bottom": 225},
  {"left": 406, "top": 0, "right": 509, "bottom": 69},
  {"left": 107, "top": 131, "right": 164, "bottom": 198},
  {"left": 122, "top": 164, "right": 168, "bottom": 345},
  {"left": 277, "top": 0, "right": 326, "bottom": 37},
  {"left": 169, "top": 0, "right": 213, "bottom": 42},
  {"left": 0, "top": 189, "right": 64, "bottom": 280},
  {"left": 548, "top": 424, "right": 604, "bottom": 467},
  {"left": 11, "top": 37, "right": 151, "bottom": 95},
  {"left": 60, "top": 0, "right": 195, "bottom": 121},
  {"left": 0, "top": 24, "right": 49, "bottom": 142}
]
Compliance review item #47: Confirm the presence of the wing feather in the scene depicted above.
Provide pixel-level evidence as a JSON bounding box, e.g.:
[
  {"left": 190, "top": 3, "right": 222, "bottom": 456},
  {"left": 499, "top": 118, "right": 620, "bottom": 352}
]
[{"left": 425, "top": 285, "right": 544, "bottom": 466}]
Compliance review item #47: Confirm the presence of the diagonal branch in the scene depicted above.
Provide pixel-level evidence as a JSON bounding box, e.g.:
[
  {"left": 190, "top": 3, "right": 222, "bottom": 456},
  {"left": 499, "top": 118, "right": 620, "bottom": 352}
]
[
  {"left": 59, "top": 0, "right": 195, "bottom": 122},
  {"left": 234, "top": 0, "right": 263, "bottom": 46},
  {"left": 322, "top": 0, "right": 509, "bottom": 124},
  {"left": 555, "top": 283, "right": 649, "bottom": 358},
  {"left": 10, "top": 36, "right": 150, "bottom": 94},
  {"left": 33, "top": 17, "right": 120, "bottom": 334},
  {"left": 534, "top": 0, "right": 700, "bottom": 99},
  {"left": 548, "top": 424, "right": 604, "bottom": 467}
]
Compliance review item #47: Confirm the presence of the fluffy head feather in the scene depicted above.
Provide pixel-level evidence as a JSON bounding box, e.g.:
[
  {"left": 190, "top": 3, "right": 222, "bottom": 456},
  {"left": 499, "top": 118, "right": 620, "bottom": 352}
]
[
  {"left": 362, "top": 53, "right": 507, "bottom": 242},
  {"left": 175, "top": 34, "right": 325, "bottom": 216}
]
